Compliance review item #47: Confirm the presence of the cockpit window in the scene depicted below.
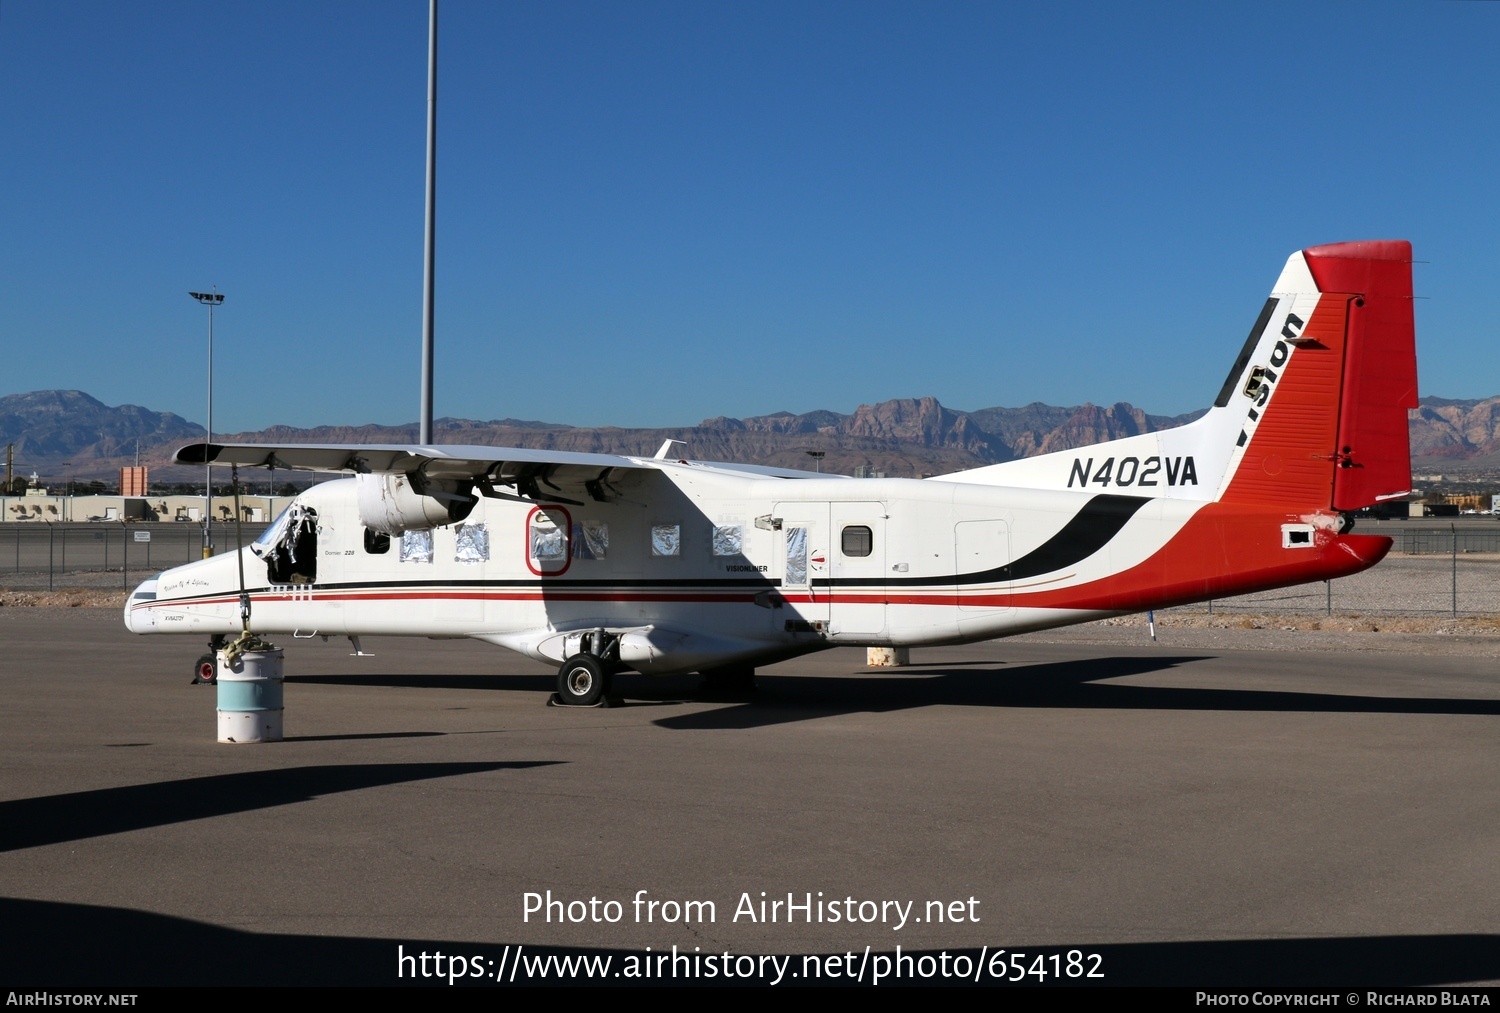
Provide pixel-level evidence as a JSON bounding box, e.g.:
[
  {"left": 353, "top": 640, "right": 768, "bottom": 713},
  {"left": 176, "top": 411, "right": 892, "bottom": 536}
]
[
  {"left": 252, "top": 504, "right": 296, "bottom": 557},
  {"left": 259, "top": 503, "right": 318, "bottom": 584}
]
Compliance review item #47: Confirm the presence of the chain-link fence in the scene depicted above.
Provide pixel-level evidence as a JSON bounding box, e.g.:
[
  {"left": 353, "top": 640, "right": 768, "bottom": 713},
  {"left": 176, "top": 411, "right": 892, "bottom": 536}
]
[
  {"left": 1384, "top": 525, "right": 1500, "bottom": 555},
  {"left": 5, "top": 521, "right": 1498, "bottom": 618},
  {"left": 1183, "top": 555, "right": 1500, "bottom": 617},
  {"left": 0, "top": 522, "right": 235, "bottom": 591},
  {"left": 1175, "top": 524, "right": 1500, "bottom": 618}
]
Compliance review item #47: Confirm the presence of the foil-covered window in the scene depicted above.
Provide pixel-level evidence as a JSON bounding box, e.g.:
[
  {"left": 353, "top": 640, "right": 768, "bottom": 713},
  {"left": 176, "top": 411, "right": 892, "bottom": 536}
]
[
  {"left": 785, "top": 526, "right": 807, "bottom": 586},
  {"left": 712, "top": 524, "right": 742, "bottom": 556},
  {"left": 531, "top": 517, "right": 566, "bottom": 560},
  {"left": 400, "top": 529, "right": 433, "bottom": 564},
  {"left": 573, "top": 521, "right": 608, "bottom": 560},
  {"left": 455, "top": 522, "right": 489, "bottom": 564},
  {"left": 651, "top": 524, "right": 680, "bottom": 557}
]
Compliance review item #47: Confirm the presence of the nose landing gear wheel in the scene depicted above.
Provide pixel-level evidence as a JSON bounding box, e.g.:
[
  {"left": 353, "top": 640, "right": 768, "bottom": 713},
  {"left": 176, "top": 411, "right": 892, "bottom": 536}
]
[
  {"left": 554, "top": 654, "right": 611, "bottom": 707},
  {"left": 193, "top": 653, "right": 218, "bottom": 685}
]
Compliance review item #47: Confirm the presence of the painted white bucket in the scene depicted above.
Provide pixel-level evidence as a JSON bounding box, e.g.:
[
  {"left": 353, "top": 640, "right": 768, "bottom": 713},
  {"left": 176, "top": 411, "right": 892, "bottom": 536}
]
[
  {"left": 216, "top": 648, "right": 285, "bottom": 743},
  {"left": 866, "top": 647, "right": 910, "bottom": 667}
]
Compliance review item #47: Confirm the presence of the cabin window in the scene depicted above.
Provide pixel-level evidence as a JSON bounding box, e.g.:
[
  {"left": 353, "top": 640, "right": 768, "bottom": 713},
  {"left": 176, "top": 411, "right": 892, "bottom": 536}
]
[
  {"left": 526, "top": 507, "right": 572, "bottom": 575},
  {"left": 841, "top": 525, "right": 873, "bottom": 557},
  {"left": 531, "top": 518, "right": 565, "bottom": 560},
  {"left": 400, "top": 529, "right": 433, "bottom": 563},
  {"left": 785, "top": 526, "right": 807, "bottom": 585},
  {"left": 363, "top": 529, "right": 390, "bottom": 554},
  {"left": 455, "top": 522, "right": 489, "bottom": 563},
  {"left": 651, "top": 524, "right": 681, "bottom": 556},
  {"left": 573, "top": 520, "right": 608, "bottom": 559},
  {"left": 713, "top": 525, "right": 742, "bottom": 556}
]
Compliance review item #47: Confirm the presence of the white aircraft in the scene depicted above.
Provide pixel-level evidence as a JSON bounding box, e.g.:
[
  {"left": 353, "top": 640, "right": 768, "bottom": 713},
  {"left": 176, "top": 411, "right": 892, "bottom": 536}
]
[{"left": 126, "top": 240, "right": 1417, "bottom": 705}]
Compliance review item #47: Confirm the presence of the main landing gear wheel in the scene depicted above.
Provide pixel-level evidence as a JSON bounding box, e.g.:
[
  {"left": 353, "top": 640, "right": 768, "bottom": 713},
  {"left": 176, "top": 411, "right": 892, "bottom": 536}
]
[
  {"left": 193, "top": 653, "right": 218, "bottom": 686},
  {"left": 554, "top": 654, "right": 611, "bottom": 707}
]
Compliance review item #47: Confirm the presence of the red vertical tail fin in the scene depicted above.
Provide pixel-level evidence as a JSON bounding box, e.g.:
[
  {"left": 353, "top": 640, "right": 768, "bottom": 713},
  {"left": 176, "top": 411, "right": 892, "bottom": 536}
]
[{"left": 1303, "top": 241, "right": 1417, "bottom": 510}]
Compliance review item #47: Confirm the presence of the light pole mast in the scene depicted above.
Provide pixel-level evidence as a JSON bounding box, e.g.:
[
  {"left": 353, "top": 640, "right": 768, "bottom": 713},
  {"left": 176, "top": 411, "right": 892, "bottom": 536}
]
[
  {"left": 190, "top": 288, "right": 224, "bottom": 557},
  {"left": 419, "top": 0, "right": 438, "bottom": 444}
]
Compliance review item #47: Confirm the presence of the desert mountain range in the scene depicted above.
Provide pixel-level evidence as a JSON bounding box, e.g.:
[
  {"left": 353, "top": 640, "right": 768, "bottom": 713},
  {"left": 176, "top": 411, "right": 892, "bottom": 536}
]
[{"left": 3, "top": 389, "right": 1499, "bottom": 483}]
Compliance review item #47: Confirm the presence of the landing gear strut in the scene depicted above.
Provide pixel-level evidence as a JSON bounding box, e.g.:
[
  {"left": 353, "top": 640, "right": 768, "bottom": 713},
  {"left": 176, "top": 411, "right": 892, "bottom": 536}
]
[{"left": 551, "top": 629, "right": 621, "bottom": 707}]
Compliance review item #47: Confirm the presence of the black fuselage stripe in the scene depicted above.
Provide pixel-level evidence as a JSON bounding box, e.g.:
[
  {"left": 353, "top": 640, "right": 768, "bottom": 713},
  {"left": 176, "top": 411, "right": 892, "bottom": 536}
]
[{"left": 821, "top": 493, "right": 1149, "bottom": 587}]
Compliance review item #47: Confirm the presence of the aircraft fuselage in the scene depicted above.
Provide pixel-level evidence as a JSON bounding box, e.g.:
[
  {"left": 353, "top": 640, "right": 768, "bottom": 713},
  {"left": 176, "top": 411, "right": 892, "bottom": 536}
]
[{"left": 125, "top": 462, "right": 1386, "bottom": 675}]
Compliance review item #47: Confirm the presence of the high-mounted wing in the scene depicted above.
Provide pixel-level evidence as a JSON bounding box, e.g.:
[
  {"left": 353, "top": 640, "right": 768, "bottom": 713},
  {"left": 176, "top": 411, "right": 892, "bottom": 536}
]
[
  {"left": 174, "top": 441, "right": 826, "bottom": 512},
  {"left": 175, "top": 441, "right": 661, "bottom": 507},
  {"left": 176, "top": 441, "right": 652, "bottom": 479}
]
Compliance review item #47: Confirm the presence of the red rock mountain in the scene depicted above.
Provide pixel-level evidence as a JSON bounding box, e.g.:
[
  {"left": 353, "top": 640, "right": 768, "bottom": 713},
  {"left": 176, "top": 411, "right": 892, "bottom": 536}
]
[{"left": 3, "top": 389, "right": 1496, "bottom": 483}]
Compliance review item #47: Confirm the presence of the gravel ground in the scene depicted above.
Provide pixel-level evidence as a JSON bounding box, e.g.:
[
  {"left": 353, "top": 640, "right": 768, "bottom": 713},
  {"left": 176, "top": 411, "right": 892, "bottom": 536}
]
[
  {"left": 1025, "top": 609, "right": 1500, "bottom": 658},
  {"left": 0, "top": 588, "right": 123, "bottom": 608}
]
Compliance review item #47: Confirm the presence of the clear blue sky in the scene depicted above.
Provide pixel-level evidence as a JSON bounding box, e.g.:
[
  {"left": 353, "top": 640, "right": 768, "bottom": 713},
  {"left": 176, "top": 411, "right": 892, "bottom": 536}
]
[{"left": 2, "top": 1, "right": 1496, "bottom": 434}]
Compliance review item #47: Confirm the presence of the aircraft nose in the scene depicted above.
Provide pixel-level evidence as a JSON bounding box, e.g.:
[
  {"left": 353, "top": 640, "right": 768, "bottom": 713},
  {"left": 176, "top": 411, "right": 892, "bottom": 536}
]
[{"left": 124, "top": 576, "right": 159, "bottom": 634}]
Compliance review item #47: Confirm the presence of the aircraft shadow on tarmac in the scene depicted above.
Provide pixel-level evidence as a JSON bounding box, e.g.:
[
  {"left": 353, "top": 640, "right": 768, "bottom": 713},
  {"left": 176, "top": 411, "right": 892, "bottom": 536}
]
[
  {"left": 2, "top": 895, "right": 1496, "bottom": 986},
  {"left": 647, "top": 655, "right": 1500, "bottom": 730},
  {"left": 0, "top": 762, "right": 559, "bottom": 853},
  {"left": 285, "top": 672, "right": 557, "bottom": 693},
  {"left": 281, "top": 656, "right": 1500, "bottom": 731}
]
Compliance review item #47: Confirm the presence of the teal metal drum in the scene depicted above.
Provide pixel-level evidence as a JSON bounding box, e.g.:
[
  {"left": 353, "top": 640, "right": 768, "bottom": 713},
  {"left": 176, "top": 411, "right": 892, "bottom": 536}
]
[{"left": 215, "top": 649, "right": 285, "bottom": 743}]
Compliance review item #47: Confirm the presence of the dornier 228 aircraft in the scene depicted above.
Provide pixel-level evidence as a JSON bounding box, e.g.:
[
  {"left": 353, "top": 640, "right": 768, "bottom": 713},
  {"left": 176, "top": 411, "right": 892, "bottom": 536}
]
[{"left": 126, "top": 241, "right": 1417, "bottom": 705}]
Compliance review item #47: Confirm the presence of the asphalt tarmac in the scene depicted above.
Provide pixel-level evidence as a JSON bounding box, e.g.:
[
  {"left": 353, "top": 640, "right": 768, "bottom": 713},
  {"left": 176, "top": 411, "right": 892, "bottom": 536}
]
[{"left": 3, "top": 608, "right": 1498, "bottom": 987}]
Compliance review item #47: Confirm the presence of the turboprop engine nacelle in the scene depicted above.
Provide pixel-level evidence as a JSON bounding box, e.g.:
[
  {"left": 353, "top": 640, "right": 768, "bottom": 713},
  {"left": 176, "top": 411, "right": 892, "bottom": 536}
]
[{"left": 355, "top": 472, "right": 476, "bottom": 535}]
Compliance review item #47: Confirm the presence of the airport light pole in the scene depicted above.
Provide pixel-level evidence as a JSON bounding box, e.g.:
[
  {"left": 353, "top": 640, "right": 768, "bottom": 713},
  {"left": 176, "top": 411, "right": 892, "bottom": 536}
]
[
  {"left": 419, "top": 0, "right": 438, "bottom": 444},
  {"left": 190, "top": 289, "right": 224, "bottom": 557}
]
